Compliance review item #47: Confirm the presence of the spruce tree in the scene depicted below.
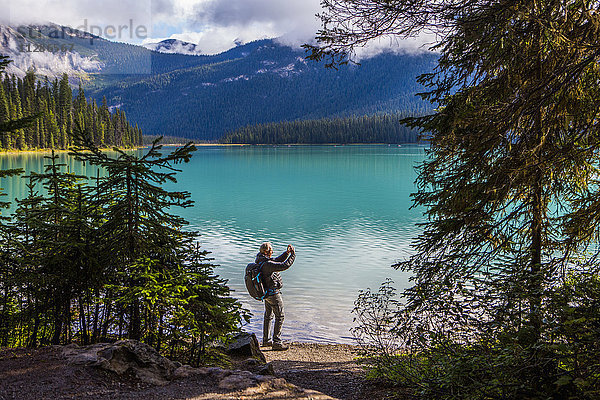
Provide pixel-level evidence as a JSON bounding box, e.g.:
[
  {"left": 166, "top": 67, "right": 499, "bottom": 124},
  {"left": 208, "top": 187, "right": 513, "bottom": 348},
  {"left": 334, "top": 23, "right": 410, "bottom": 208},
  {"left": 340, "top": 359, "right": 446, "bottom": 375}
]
[
  {"left": 0, "top": 56, "right": 38, "bottom": 346},
  {"left": 70, "top": 131, "right": 196, "bottom": 341},
  {"left": 311, "top": 0, "right": 600, "bottom": 397}
]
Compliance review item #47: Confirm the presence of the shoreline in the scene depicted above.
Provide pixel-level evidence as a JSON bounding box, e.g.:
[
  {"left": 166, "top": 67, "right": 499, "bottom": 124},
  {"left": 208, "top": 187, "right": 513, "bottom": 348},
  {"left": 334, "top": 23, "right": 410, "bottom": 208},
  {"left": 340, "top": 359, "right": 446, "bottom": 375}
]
[
  {"left": 0, "top": 341, "right": 386, "bottom": 400},
  {"left": 0, "top": 146, "right": 145, "bottom": 155},
  {"left": 0, "top": 143, "right": 426, "bottom": 154},
  {"left": 174, "top": 142, "right": 422, "bottom": 146}
]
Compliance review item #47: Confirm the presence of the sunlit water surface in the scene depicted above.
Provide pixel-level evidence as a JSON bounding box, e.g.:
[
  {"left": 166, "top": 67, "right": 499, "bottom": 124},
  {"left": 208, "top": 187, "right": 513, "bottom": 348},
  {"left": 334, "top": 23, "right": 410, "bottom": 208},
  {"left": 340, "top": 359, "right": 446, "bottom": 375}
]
[{"left": 0, "top": 145, "right": 426, "bottom": 343}]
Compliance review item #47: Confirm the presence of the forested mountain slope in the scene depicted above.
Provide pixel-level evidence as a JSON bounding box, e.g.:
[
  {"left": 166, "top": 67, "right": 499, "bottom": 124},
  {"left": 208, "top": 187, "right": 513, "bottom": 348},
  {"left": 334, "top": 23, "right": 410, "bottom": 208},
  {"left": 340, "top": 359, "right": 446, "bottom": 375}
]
[
  {"left": 0, "top": 24, "right": 436, "bottom": 142},
  {"left": 90, "top": 40, "right": 436, "bottom": 140},
  {"left": 221, "top": 114, "right": 420, "bottom": 144},
  {"left": 0, "top": 70, "right": 141, "bottom": 150}
]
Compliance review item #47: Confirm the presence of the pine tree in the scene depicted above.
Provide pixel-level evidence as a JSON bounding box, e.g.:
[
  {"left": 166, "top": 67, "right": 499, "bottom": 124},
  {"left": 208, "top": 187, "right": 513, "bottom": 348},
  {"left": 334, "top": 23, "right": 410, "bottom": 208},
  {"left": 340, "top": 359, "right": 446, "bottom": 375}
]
[
  {"left": 0, "top": 56, "right": 38, "bottom": 346},
  {"left": 70, "top": 131, "right": 196, "bottom": 340},
  {"left": 312, "top": 0, "right": 600, "bottom": 397}
]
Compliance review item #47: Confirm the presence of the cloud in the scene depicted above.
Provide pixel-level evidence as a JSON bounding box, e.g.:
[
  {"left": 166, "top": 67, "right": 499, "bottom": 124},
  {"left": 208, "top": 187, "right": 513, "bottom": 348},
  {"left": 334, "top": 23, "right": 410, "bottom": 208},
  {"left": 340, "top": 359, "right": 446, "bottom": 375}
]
[
  {"left": 1, "top": 0, "right": 153, "bottom": 43},
  {"left": 178, "top": 0, "right": 321, "bottom": 53},
  {"left": 353, "top": 33, "right": 438, "bottom": 60},
  {"left": 193, "top": 0, "right": 320, "bottom": 29},
  {"left": 0, "top": 0, "right": 435, "bottom": 55}
]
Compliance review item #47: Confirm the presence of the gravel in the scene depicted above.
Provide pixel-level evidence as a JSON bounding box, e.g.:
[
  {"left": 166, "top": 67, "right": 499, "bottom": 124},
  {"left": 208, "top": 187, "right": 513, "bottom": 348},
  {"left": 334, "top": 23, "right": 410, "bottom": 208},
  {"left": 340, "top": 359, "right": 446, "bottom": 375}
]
[{"left": 0, "top": 343, "right": 396, "bottom": 400}]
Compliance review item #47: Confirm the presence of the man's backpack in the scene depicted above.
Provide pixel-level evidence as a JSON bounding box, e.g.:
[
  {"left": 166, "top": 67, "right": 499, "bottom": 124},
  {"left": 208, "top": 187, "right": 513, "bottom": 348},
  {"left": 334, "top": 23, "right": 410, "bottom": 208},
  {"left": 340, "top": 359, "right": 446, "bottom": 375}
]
[{"left": 245, "top": 261, "right": 267, "bottom": 300}]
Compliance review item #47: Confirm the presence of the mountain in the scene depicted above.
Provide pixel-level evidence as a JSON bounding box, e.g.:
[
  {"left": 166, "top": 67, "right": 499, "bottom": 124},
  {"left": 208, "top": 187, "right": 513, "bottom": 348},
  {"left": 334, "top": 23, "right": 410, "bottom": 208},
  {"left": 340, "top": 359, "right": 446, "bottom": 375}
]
[
  {"left": 90, "top": 40, "right": 437, "bottom": 140},
  {"left": 0, "top": 23, "right": 437, "bottom": 141},
  {"left": 0, "top": 24, "right": 219, "bottom": 79},
  {"left": 143, "top": 39, "right": 203, "bottom": 56}
]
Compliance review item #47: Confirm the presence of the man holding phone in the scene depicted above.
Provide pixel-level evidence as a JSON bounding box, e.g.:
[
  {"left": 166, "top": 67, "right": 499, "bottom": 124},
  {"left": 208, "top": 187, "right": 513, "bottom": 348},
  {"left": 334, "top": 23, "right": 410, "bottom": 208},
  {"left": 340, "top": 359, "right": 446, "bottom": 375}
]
[{"left": 255, "top": 242, "right": 296, "bottom": 351}]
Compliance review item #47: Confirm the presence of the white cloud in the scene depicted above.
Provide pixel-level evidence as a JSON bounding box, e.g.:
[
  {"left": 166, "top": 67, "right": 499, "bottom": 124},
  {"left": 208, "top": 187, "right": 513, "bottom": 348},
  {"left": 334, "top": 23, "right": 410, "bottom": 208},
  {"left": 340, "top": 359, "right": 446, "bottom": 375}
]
[
  {"left": 353, "top": 33, "right": 438, "bottom": 60},
  {"left": 1, "top": 0, "right": 152, "bottom": 43},
  {"left": 1, "top": 0, "right": 434, "bottom": 55},
  {"left": 143, "top": 22, "right": 279, "bottom": 55}
]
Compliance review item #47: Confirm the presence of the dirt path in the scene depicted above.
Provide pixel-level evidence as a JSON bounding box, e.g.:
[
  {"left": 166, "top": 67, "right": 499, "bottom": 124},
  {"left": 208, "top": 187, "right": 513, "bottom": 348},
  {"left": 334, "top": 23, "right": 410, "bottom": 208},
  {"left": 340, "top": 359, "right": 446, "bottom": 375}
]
[
  {"left": 0, "top": 343, "right": 393, "bottom": 400},
  {"left": 263, "top": 343, "right": 393, "bottom": 400}
]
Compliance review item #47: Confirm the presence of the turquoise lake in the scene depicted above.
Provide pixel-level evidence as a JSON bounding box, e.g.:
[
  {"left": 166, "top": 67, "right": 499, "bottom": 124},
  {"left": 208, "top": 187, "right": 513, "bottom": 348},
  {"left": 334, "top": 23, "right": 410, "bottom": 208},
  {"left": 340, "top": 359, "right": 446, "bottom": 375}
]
[{"left": 0, "top": 145, "right": 426, "bottom": 344}]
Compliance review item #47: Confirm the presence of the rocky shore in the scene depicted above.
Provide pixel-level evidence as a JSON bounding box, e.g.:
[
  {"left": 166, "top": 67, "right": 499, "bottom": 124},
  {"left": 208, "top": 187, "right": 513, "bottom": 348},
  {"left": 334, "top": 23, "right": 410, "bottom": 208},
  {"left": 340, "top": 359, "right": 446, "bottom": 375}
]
[{"left": 0, "top": 337, "right": 392, "bottom": 400}]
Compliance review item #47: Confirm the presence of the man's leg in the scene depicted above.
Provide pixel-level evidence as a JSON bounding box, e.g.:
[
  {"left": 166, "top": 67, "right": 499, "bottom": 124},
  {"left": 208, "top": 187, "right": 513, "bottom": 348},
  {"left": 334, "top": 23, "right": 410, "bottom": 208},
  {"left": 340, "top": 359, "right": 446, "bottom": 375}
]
[
  {"left": 263, "top": 298, "right": 273, "bottom": 345},
  {"left": 271, "top": 293, "right": 285, "bottom": 344}
]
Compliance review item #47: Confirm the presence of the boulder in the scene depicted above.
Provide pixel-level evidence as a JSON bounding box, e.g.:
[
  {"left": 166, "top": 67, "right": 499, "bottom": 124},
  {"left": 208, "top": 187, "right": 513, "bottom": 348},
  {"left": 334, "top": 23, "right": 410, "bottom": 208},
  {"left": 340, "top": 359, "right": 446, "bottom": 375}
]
[
  {"left": 95, "top": 340, "right": 177, "bottom": 385},
  {"left": 258, "top": 362, "right": 275, "bottom": 376},
  {"left": 62, "top": 343, "right": 108, "bottom": 365},
  {"left": 218, "top": 370, "right": 256, "bottom": 390},
  {"left": 226, "top": 332, "right": 266, "bottom": 363},
  {"left": 61, "top": 340, "right": 177, "bottom": 386},
  {"left": 172, "top": 365, "right": 210, "bottom": 379}
]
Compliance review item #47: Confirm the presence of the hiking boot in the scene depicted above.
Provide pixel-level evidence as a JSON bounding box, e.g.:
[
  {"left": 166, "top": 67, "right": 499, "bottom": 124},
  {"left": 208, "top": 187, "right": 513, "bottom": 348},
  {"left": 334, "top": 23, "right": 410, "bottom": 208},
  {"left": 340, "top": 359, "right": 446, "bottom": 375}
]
[
  {"left": 271, "top": 341, "right": 289, "bottom": 351},
  {"left": 261, "top": 340, "right": 273, "bottom": 347}
]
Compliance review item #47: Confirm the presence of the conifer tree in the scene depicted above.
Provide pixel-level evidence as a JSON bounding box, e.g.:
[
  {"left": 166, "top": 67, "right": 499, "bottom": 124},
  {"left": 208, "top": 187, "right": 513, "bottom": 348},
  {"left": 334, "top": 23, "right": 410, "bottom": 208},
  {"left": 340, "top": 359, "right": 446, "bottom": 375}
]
[
  {"left": 0, "top": 58, "right": 141, "bottom": 151},
  {"left": 311, "top": 0, "right": 600, "bottom": 397},
  {"left": 15, "top": 153, "right": 90, "bottom": 344},
  {"left": 0, "top": 55, "right": 38, "bottom": 346},
  {"left": 70, "top": 131, "right": 196, "bottom": 341}
]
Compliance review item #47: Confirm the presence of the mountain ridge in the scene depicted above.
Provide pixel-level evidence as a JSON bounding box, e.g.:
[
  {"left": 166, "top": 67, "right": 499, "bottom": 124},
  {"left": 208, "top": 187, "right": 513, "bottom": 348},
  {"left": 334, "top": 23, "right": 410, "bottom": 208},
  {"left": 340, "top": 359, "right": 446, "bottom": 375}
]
[
  {"left": 89, "top": 39, "right": 436, "bottom": 140},
  {"left": 0, "top": 23, "right": 436, "bottom": 141}
]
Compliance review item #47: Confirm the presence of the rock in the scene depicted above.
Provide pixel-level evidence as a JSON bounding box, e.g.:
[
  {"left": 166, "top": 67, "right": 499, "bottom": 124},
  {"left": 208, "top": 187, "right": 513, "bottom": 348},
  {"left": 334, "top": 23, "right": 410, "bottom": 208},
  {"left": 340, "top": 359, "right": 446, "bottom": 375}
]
[
  {"left": 255, "top": 374, "right": 276, "bottom": 382},
  {"left": 218, "top": 371, "right": 256, "bottom": 390},
  {"left": 243, "top": 357, "right": 261, "bottom": 366},
  {"left": 95, "top": 340, "right": 177, "bottom": 385},
  {"left": 60, "top": 340, "right": 177, "bottom": 386},
  {"left": 172, "top": 365, "right": 210, "bottom": 379},
  {"left": 208, "top": 367, "right": 232, "bottom": 381},
  {"left": 62, "top": 343, "right": 113, "bottom": 365},
  {"left": 227, "top": 332, "right": 266, "bottom": 363},
  {"left": 258, "top": 362, "right": 275, "bottom": 376}
]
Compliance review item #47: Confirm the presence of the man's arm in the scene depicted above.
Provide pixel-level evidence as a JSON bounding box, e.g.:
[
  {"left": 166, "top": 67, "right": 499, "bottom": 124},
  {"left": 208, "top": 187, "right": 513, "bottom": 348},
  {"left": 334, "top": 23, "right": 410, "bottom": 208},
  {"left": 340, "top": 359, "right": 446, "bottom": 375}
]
[
  {"left": 273, "top": 251, "right": 289, "bottom": 262},
  {"left": 263, "top": 251, "right": 295, "bottom": 273}
]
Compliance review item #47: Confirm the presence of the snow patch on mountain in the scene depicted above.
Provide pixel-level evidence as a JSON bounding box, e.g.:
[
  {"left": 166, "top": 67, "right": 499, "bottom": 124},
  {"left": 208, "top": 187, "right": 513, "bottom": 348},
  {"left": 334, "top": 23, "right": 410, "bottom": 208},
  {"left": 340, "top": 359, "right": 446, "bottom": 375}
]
[
  {"left": 0, "top": 25, "right": 101, "bottom": 79},
  {"left": 143, "top": 39, "right": 203, "bottom": 56},
  {"left": 222, "top": 75, "right": 249, "bottom": 83}
]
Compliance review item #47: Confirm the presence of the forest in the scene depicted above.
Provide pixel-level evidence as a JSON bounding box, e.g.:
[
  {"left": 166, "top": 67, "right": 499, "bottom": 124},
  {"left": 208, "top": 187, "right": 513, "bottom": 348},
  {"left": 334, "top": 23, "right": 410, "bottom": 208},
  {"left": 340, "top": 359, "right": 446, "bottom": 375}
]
[
  {"left": 91, "top": 41, "right": 435, "bottom": 140},
  {"left": 0, "top": 67, "right": 142, "bottom": 150},
  {"left": 311, "top": 0, "right": 600, "bottom": 398},
  {"left": 220, "top": 114, "right": 420, "bottom": 144},
  {"left": 0, "top": 56, "right": 244, "bottom": 365}
]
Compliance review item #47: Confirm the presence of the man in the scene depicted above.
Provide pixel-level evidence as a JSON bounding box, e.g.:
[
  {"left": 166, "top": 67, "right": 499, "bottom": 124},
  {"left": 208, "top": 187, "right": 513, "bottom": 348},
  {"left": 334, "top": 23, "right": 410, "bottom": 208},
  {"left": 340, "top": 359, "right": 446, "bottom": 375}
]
[{"left": 255, "top": 242, "right": 295, "bottom": 351}]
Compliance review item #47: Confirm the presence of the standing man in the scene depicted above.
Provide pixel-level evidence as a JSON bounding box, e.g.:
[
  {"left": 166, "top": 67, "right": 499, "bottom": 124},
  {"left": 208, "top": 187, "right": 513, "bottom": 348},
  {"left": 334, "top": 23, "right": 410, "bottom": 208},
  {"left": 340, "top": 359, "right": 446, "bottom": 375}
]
[{"left": 255, "top": 242, "right": 295, "bottom": 350}]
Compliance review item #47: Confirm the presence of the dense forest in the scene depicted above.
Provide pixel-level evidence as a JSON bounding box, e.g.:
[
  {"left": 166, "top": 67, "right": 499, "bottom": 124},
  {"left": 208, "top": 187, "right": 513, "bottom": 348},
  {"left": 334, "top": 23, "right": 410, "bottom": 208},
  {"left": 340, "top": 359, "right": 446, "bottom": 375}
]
[
  {"left": 143, "top": 135, "right": 191, "bottom": 145},
  {"left": 220, "top": 114, "right": 420, "bottom": 144},
  {"left": 0, "top": 140, "right": 244, "bottom": 364},
  {"left": 91, "top": 40, "right": 435, "bottom": 140},
  {"left": 0, "top": 69, "right": 142, "bottom": 150}
]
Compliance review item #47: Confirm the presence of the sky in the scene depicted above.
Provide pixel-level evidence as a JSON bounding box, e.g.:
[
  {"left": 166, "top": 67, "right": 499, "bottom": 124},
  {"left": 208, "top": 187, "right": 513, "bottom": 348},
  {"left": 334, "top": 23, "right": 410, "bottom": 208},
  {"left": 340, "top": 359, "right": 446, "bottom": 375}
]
[{"left": 0, "top": 0, "right": 433, "bottom": 55}]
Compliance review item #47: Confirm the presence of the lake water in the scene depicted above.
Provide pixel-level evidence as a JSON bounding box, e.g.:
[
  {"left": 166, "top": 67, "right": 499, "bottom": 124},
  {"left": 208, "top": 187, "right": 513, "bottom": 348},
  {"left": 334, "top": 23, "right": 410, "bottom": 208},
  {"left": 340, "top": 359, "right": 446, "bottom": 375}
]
[{"left": 0, "top": 145, "right": 426, "bottom": 344}]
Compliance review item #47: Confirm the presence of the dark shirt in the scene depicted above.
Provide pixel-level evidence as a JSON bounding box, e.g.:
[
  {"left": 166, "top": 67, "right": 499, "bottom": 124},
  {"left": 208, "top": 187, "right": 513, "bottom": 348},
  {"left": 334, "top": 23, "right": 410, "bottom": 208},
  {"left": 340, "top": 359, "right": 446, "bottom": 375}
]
[{"left": 255, "top": 251, "right": 296, "bottom": 294}]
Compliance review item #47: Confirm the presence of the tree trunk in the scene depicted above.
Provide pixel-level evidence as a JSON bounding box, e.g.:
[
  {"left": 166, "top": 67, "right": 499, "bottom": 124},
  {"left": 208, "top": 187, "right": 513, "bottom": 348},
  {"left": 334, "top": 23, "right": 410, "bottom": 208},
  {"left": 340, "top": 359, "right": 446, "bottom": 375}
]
[
  {"left": 529, "top": 164, "right": 543, "bottom": 341},
  {"left": 0, "top": 286, "right": 9, "bottom": 347},
  {"left": 129, "top": 300, "right": 141, "bottom": 340},
  {"left": 79, "top": 297, "right": 89, "bottom": 345},
  {"left": 92, "top": 292, "right": 100, "bottom": 343},
  {"left": 28, "top": 299, "right": 40, "bottom": 348},
  {"left": 528, "top": 14, "right": 545, "bottom": 345},
  {"left": 51, "top": 296, "right": 63, "bottom": 345}
]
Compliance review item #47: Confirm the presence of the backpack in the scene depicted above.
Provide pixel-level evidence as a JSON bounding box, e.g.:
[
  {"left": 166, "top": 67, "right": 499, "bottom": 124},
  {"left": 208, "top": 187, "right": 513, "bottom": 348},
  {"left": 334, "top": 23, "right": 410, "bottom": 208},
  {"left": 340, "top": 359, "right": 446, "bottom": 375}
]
[{"left": 245, "top": 261, "right": 268, "bottom": 300}]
